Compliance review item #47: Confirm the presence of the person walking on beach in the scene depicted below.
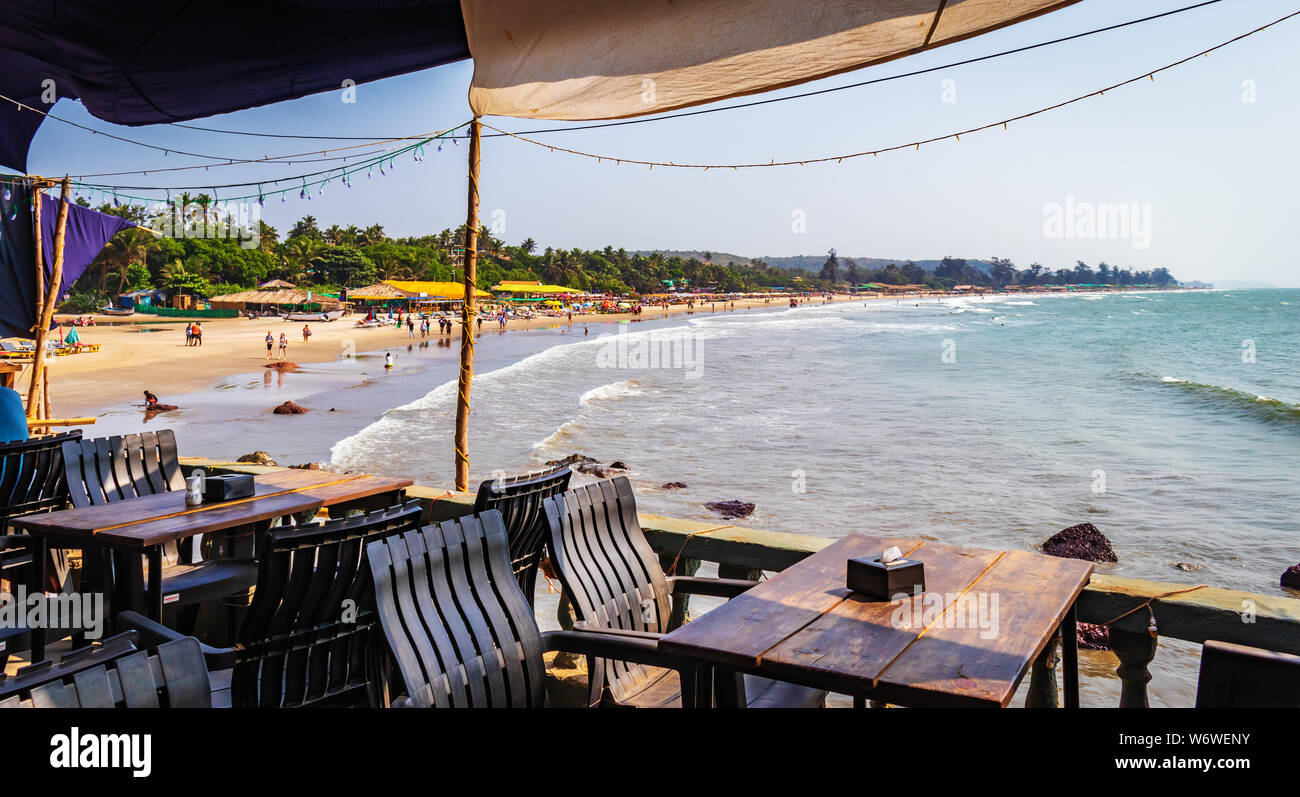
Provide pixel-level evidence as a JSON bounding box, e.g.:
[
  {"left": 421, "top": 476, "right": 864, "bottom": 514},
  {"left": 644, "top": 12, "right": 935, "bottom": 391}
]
[
  {"left": 192, "top": 322, "right": 203, "bottom": 346},
  {"left": 407, "top": 316, "right": 415, "bottom": 338},
  {"left": 302, "top": 324, "right": 312, "bottom": 344},
  {"left": 184, "top": 323, "right": 193, "bottom": 346},
  {"left": 278, "top": 332, "right": 288, "bottom": 360},
  {"left": 265, "top": 331, "right": 274, "bottom": 359}
]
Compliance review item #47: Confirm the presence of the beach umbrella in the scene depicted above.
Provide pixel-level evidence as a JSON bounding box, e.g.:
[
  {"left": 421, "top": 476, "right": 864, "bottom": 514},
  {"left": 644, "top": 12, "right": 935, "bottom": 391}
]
[{"left": 0, "top": 0, "right": 1085, "bottom": 488}]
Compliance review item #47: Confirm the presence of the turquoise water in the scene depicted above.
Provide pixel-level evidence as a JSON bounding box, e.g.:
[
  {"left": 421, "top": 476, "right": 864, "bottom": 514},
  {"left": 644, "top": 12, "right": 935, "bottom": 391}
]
[{"left": 331, "top": 288, "right": 1299, "bottom": 597}]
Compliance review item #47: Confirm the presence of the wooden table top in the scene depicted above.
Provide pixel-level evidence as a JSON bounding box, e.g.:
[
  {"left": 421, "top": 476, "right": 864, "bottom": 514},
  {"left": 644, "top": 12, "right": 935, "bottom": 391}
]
[
  {"left": 12, "top": 470, "right": 413, "bottom": 549},
  {"left": 660, "top": 533, "right": 1094, "bottom": 708}
]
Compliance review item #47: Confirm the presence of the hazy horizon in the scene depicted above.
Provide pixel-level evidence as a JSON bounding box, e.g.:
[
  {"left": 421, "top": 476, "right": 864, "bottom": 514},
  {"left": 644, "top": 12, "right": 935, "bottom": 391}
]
[{"left": 12, "top": 0, "right": 1300, "bottom": 287}]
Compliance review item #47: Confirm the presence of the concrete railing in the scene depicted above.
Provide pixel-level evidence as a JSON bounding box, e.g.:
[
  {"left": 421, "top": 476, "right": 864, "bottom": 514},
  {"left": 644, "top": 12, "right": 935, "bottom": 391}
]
[{"left": 185, "top": 458, "right": 1300, "bottom": 707}]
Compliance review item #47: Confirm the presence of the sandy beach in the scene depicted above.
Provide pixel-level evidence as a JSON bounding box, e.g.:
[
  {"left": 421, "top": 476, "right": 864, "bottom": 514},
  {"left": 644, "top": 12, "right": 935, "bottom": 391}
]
[{"left": 41, "top": 295, "right": 805, "bottom": 418}]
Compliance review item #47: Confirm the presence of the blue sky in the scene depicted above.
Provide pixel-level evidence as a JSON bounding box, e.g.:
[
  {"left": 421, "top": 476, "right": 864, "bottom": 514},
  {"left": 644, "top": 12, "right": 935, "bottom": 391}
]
[{"left": 17, "top": 0, "right": 1300, "bottom": 286}]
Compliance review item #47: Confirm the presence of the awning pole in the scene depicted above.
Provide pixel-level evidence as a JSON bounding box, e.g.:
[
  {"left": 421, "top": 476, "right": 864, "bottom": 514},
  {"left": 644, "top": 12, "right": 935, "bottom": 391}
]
[
  {"left": 454, "top": 118, "right": 481, "bottom": 491},
  {"left": 26, "top": 177, "right": 69, "bottom": 424},
  {"left": 30, "top": 179, "right": 44, "bottom": 421}
]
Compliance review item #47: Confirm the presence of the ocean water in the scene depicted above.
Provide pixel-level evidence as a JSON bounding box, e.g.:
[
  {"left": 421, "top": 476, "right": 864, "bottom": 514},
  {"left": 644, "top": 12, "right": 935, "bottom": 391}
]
[{"left": 331, "top": 289, "right": 1299, "bottom": 599}]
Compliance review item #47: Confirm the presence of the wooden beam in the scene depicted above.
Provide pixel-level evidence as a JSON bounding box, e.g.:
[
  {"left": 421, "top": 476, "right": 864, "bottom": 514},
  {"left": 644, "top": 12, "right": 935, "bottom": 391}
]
[
  {"left": 26, "top": 178, "right": 70, "bottom": 420},
  {"left": 454, "top": 118, "right": 481, "bottom": 492}
]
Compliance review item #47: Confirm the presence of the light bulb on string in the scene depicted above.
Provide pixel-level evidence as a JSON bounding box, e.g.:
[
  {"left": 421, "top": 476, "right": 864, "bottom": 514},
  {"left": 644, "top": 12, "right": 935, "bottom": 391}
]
[{"left": 2, "top": 185, "right": 10, "bottom": 201}]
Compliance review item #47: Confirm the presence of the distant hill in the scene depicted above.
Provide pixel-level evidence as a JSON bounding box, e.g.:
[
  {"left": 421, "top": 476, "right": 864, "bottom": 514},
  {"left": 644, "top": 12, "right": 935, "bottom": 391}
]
[{"left": 636, "top": 250, "right": 996, "bottom": 274}]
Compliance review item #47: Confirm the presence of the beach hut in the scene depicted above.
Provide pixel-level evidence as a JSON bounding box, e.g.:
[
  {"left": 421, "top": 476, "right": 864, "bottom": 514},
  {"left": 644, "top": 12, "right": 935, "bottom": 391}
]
[{"left": 208, "top": 283, "right": 345, "bottom": 316}]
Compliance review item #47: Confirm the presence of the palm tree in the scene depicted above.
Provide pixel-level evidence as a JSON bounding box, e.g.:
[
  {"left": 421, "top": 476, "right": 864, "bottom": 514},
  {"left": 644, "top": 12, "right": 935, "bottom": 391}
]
[
  {"left": 103, "top": 227, "right": 157, "bottom": 293},
  {"left": 283, "top": 237, "right": 324, "bottom": 284},
  {"left": 324, "top": 225, "right": 345, "bottom": 246},
  {"left": 521, "top": 237, "right": 536, "bottom": 254}
]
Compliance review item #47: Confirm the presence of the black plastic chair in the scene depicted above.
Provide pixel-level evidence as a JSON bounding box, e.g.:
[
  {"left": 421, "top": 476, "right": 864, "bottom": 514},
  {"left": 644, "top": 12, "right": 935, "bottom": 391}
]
[
  {"left": 367, "top": 509, "right": 696, "bottom": 707},
  {"left": 543, "top": 477, "right": 827, "bottom": 708},
  {"left": 473, "top": 464, "right": 571, "bottom": 605},
  {"left": 1, "top": 431, "right": 83, "bottom": 668},
  {"left": 1, "top": 430, "right": 81, "bottom": 586},
  {"left": 61, "top": 430, "right": 257, "bottom": 634},
  {"left": 1195, "top": 640, "right": 1300, "bottom": 707},
  {"left": 120, "top": 501, "right": 425, "bottom": 708},
  {"left": 0, "top": 630, "right": 212, "bottom": 708}
]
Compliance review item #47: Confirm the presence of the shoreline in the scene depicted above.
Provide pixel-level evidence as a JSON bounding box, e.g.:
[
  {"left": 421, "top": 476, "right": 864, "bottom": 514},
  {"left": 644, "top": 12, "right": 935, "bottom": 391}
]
[{"left": 46, "top": 295, "right": 795, "bottom": 418}]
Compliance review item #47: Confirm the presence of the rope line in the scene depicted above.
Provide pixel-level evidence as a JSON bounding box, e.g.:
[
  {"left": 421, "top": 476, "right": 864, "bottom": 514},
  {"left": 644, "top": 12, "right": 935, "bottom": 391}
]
[{"left": 481, "top": 8, "right": 1300, "bottom": 170}]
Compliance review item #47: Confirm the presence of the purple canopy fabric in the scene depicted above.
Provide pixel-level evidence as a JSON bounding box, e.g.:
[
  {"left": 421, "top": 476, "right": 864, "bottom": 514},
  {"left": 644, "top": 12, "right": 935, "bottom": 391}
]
[
  {"left": 0, "top": 0, "right": 469, "bottom": 171},
  {"left": 0, "top": 176, "right": 135, "bottom": 338}
]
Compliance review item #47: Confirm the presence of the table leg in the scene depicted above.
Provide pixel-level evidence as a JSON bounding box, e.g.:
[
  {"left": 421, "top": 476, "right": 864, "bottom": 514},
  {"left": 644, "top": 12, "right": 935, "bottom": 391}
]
[
  {"left": 1061, "top": 602, "right": 1080, "bottom": 709},
  {"left": 146, "top": 547, "right": 163, "bottom": 622}
]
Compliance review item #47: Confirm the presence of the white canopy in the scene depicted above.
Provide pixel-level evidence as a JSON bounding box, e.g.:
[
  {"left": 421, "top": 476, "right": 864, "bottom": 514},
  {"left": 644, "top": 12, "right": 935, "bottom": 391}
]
[{"left": 465, "top": 0, "right": 1081, "bottom": 120}]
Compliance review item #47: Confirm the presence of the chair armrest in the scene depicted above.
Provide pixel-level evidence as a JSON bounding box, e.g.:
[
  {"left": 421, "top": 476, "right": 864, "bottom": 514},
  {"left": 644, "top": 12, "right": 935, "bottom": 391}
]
[
  {"left": 115, "top": 610, "right": 238, "bottom": 670},
  {"left": 668, "top": 575, "right": 759, "bottom": 598},
  {"left": 542, "top": 629, "right": 693, "bottom": 673},
  {"left": 570, "top": 621, "right": 664, "bottom": 642}
]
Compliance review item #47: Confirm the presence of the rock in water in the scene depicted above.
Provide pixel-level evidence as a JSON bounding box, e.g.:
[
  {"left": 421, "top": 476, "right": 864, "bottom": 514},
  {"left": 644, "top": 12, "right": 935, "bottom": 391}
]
[
  {"left": 272, "top": 401, "right": 309, "bottom": 415},
  {"left": 661, "top": 482, "right": 688, "bottom": 490},
  {"left": 545, "top": 453, "right": 598, "bottom": 467},
  {"left": 609, "top": 461, "right": 629, "bottom": 470},
  {"left": 1282, "top": 564, "right": 1300, "bottom": 590},
  {"left": 1042, "top": 522, "right": 1117, "bottom": 563},
  {"left": 289, "top": 462, "right": 321, "bottom": 470},
  {"left": 264, "top": 361, "right": 299, "bottom": 371},
  {"left": 236, "top": 451, "right": 277, "bottom": 466},
  {"left": 575, "top": 462, "right": 609, "bottom": 478},
  {"left": 1077, "top": 622, "right": 1110, "bottom": 650},
  {"left": 705, "top": 500, "right": 755, "bottom": 519}
]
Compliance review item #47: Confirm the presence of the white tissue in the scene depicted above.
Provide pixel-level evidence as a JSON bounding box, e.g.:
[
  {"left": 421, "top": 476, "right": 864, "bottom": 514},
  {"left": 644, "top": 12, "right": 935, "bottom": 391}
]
[{"left": 880, "top": 546, "right": 902, "bottom": 564}]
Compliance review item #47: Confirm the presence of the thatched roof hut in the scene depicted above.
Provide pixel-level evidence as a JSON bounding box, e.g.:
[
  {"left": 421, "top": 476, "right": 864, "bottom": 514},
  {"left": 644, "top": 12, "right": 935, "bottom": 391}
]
[{"left": 208, "top": 285, "right": 344, "bottom": 311}]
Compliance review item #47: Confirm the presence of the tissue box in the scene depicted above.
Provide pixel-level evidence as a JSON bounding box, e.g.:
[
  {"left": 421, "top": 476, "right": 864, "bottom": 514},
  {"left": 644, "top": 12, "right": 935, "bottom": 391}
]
[
  {"left": 846, "top": 556, "right": 925, "bottom": 600},
  {"left": 203, "top": 473, "right": 255, "bottom": 502}
]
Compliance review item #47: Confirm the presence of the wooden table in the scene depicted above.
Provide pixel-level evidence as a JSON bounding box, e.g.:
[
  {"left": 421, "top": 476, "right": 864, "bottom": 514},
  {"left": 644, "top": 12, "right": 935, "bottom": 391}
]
[
  {"left": 14, "top": 470, "right": 412, "bottom": 657},
  {"left": 660, "top": 534, "right": 1094, "bottom": 708}
]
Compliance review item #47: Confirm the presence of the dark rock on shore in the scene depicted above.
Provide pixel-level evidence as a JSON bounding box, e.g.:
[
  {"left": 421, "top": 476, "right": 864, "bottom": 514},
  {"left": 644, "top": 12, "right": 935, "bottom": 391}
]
[
  {"left": 289, "top": 462, "right": 321, "bottom": 470},
  {"left": 1173, "top": 562, "right": 1200, "bottom": 572},
  {"left": 1042, "top": 522, "right": 1117, "bottom": 563},
  {"left": 146, "top": 403, "right": 178, "bottom": 412},
  {"left": 545, "top": 453, "right": 598, "bottom": 467},
  {"left": 575, "top": 463, "right": 609, "bottom": 478},
  {"left": 264, "top": 361, "right": 299, "bottom": 371},
  {"left": 705, "top": 500, "right": 755, "bottom": 519},
  {"left": 1077, "top": 622, "right": 1110, "bottom": 650},
  {"left": 661, "top": 482, "right": 688, "bottom": 490},
  {"left": 236, "top": 451, "right": 277, "bottom": 466},
  {"left": 272, "top": 401, "right": 309, "bottom": 415},
  {"left": 609, "top": 461, "right": 629, "bottom": 470},
  {"left": 1282, "top": 564, "right": 1300, "bottom": 590}
]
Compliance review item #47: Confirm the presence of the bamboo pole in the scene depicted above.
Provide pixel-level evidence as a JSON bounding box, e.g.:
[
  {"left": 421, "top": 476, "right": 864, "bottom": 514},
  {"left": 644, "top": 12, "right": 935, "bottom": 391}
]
[
  {"left": 454, "top": 118, "right": 481, "bottom": 492},
  {"left": 26, "top": 178, "right": 70, "bottom": 421},
  {"left": 30, "top": 182, "right": 43, "bottom": 419},
  {"left": 41, "top": 368, "right": 52, "bottom": 435}
]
